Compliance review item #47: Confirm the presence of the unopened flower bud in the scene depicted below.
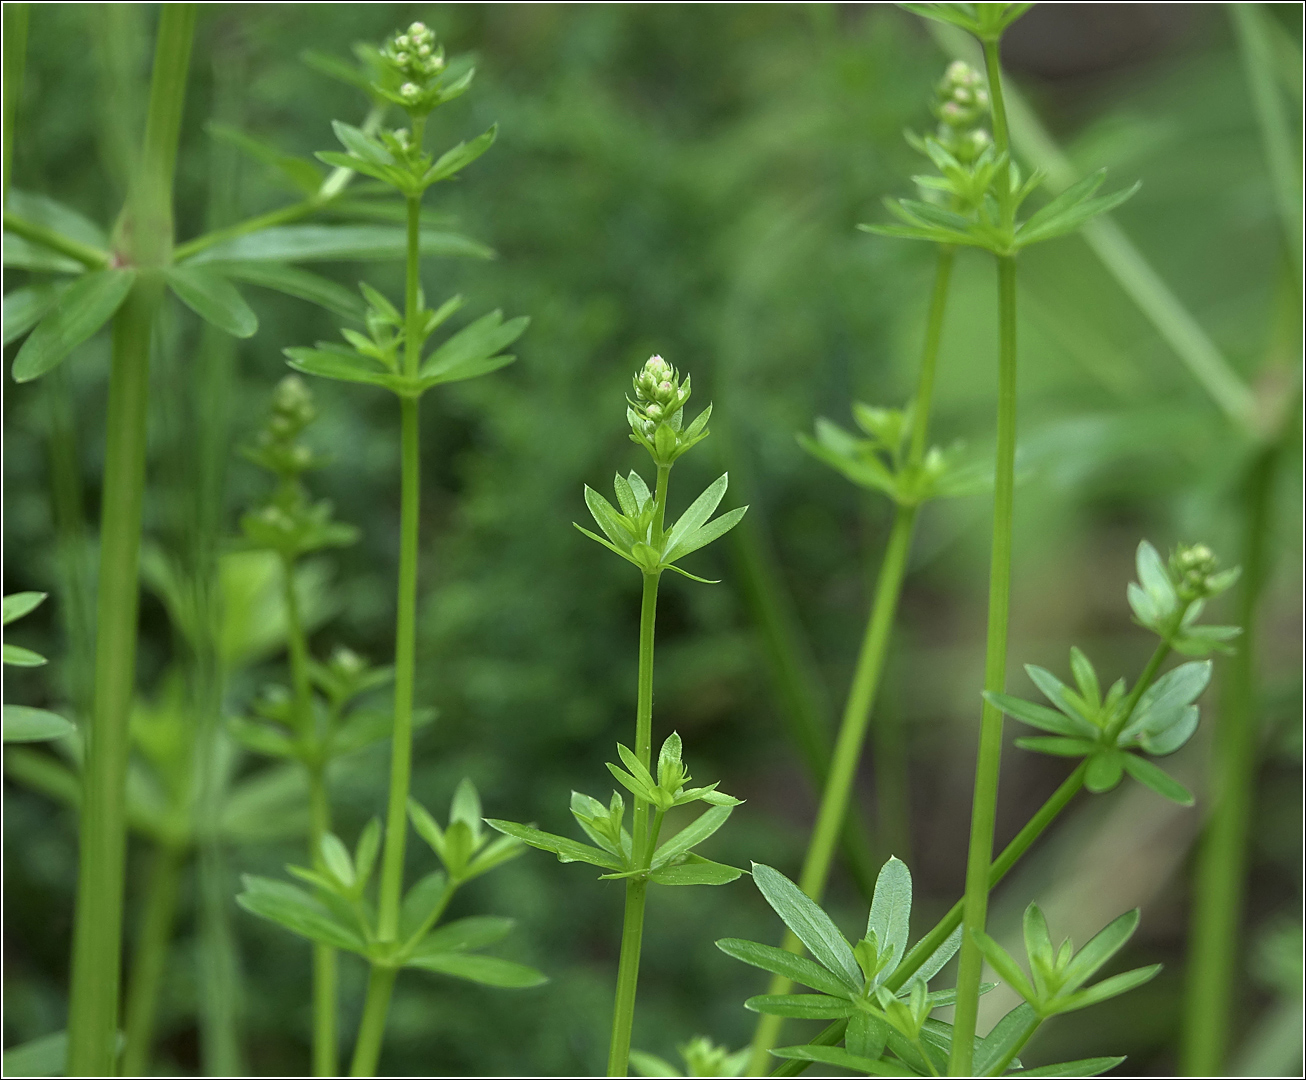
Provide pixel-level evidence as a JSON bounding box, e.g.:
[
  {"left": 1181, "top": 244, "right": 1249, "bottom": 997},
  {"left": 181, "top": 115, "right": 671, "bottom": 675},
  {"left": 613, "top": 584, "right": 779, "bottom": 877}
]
[{"left": 400, "top": 82, "right": 421, "bottom": 101}]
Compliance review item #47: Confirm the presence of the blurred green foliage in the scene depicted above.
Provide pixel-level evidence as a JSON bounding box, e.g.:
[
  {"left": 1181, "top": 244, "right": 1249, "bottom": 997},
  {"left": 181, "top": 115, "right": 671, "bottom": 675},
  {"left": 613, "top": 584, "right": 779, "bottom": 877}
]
[{"left": 3, "top": 4, "right": 1299, "bottom": 1076}]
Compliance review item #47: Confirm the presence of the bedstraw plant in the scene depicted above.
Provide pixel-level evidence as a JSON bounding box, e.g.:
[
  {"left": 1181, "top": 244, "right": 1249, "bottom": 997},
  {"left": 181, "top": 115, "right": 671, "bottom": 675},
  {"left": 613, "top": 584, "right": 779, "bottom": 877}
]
[{"left": 490, "top": 354, "right": 749, "bottom": 1077}]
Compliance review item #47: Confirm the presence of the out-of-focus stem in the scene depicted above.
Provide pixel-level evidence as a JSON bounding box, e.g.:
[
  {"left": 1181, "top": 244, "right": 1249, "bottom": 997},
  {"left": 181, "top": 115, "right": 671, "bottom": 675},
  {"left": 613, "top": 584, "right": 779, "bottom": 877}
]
[{"left": 120, "top": 844, "right": 186, "bottom": 1077}]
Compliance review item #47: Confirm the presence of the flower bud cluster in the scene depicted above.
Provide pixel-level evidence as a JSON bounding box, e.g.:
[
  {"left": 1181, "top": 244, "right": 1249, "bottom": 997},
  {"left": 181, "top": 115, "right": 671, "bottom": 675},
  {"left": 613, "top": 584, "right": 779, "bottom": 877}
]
[
  {"left": 251, "top": 376, "right": 319, "bottom": 479},
  {"left": 932, "top": 61, "right": 992, "bottom": 163},
  {"left": 626, "top": 355, "right": 712, "bottom": 466},
  {"left": 1170, "top": 543, "right": 1233, "bottom": 603},
  {"left": 381, "top": 22, "right": 446, "bottom": 102}
]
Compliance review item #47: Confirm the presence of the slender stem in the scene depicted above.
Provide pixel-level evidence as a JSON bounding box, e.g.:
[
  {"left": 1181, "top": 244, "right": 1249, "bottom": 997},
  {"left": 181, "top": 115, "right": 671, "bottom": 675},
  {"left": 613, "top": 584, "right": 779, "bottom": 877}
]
[
  {"left": 1104, "top": 640, "right": 1170, "bottom": 744},
  {"left": 987, "top": 1011, "right": 1042, "bottom": 1077},
  {"left": 284, "top": 551, "right": 339, "bottom": 1078},
  {"left": 3, "top": 2, "right": 28, "bottom": 208},
  {"left": 1230, "top": 2, "right": 1302, "bottom": 283},
  {"left": 65, "top": 274, "right": 168, "bottom": 1077},
  {"left": 608, "top": 879, "right": 650, "bottom": 1077},
  {"left": 949, "top": 251, "right": 1018, "bottom": 1077},
  {"left": 747, "top": 245, "right": 956, "bottom": 1075},
  {"left": 350, "top": 183, "right": 426, "bottom": 1076},
  {"left": 120, "top": 844, "right": 186, "bottom": 1077},
  {"left": 1181, "top": 433, "right": 1282, "bottom": 1075},
  {"left": 607, "top": 572, "right": 661, "bottom": 1076},
  {"left": 349, "top": 966, "right": 399, "bottom": 1078},
  {"left": 4, "top": 210, "right": 111, "bottom": 268}
]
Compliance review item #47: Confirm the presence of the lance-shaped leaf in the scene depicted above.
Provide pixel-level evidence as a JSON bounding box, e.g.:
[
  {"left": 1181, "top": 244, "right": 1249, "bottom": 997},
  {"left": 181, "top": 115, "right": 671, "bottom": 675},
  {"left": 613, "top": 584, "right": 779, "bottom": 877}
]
[
  {"left": 237, "top": 875, "right": 367, "bottom": 953},
  {"left": 1, "top": 1030, "right": 69, "bottom": 1079},
  {"left": 4, "top": 282, "right": 70, "bottom": 346},
  {"left": 664, "top": 507, "right": 747, "bottom": 564},
  {"left": 404, "top": 951, "right": 547, "bottom": 988},
  {"left": 166, "top": 266, "right": 258, "bottom": 337},
  {"left": 647, "top": 854, "right": 743, "bottom": 886},
  {"left": 715, "top": 939, "right": 852, "bottom": 998},
  {"left": 1, "top": 232, "right": 85, "bottom": 273},
  {"left": 3, "top": 705, "right": 76, "bottom": 743},
  {"left": 183, "top": 224, "right": 493, "bottom": 265},
  {"left": 663, "top": 474, "right": 728, "bottom": 557},
  {"left": 1122, "top": 753, "right": 1194, "bottom": 805},
  {"left": 650, "top": 803, "right": 734, "bottom": 868},
  {"left": 867, "top": 856, "right": 913, "bottom": 982},
  {"left": 12, "top": 269, "right": 135, "bottom": 382},
  {"left": 770, "top": 1045, "right": 915, "bottom": 1077},
  {"left": 8, "top": 189, "right": 109, "bottom": 250},
  {"left": 399, "top": 871, "right": 449, "bottom": 941},
  {"left": 211, "top": 260, "right": 365, "bottom": 319},
  {"left": 285, "top": 344, "right": 398, "bottom": 391},
  {"left": 1119, "top": 661, "right": 1210, "bottom": 746},
  {"left": 407, "top": 915, "right": 514, "bottom": 959},
  {"left": 423, "top": 125, "right": 498, "bottom": 185},
  {"left": 1017, "top": 1058, "right": 1127, "bottom": 1077},
  {"left": 985, "top": 691, "right": 1096, "bottom": 739},
  {"left": 1024, "top": 665, "right": 1094, "bottom": 728},
  {"left": 744, "top": 994, "right": 857, "bottom": 1019},
  {"left": 751, "top": 863, "right": 862, "bottom": 991},
  {"left": 1014, "top": 736, "right": 1098, "bottom": 758},
  {"left": 1016, "top": 177, "right": 1141, "bottom": 248},
  {"left": 973, "top": 1002, "right": 1039, "bottom": 1076},
  {"left": 484, "top": 819, "right": 623, "bottom": 871},
  {"left": 3, "top": 592, "right": 47, "bottom": 624},
  {"left": 418, "top": 310, "right": 528, "bottom": 387},
  {"left": 1085, "top": 750, "right": 1126, "bottom": 793}
]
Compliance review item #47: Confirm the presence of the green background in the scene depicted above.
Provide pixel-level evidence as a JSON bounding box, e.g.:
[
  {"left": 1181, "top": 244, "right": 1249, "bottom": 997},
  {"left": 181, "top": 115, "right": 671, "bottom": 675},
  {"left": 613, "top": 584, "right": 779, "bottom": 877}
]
[{"left": 3, "top": 4, "right": 1300, "bottom": 1076}]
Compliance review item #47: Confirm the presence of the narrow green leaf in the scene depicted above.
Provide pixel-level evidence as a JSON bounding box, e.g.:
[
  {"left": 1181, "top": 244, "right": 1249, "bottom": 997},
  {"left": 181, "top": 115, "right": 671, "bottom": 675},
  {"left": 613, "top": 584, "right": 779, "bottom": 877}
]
[
  {"left": 1014, "top": 736, "right": 1097, "bottom": 758},
  {"left": 913, "top": 924, "right": 963, "bottom": 984},
  {"left": 405, "top": 951, "right": 547, "bottom": 988},
  {"left": 845, "top": 1010, "right": 889, "bottom": 1061},
  {"left": 206, "top": 122, "right": 323, "bottom": 193},
  {"left": 1024, "top": 666, "right": 1092, "bottom": 726},
  {"left": 484, "top": 819, "right": 623, "bottom": 871},
  {"left": 424, "top": 124, "right": 498, "bottom": 184},
  {"left": 212, "top": 260, "right": 365, "bottom": 319},
  {"left": 770, "top": 1045, "right": 915, "bottom": 1076},
  {"left": 420, "top": 311, "right": 529, "bottom": 382},
  {"left": 715, "top": 938, "right": 852, "bottom": 998},
  {"left": 574, "top": 523, "right": 641, "bottom": 567},
  {"left": 184, "top": 225, "right": 494, "bottom": 265},
  {"left": 237, "top": 875, "right": 367, "bottom": 953},
  {"left": 12, "top": 269, "right": 135, "bottom": 382},
  {"left": 867, "top": 856, "right": 912, "bottom": 979},
  {"left": 331, "top": 120, "right": 394, "bottom": 166},
  {"left": 2, "top": 231, "right": 85, "bottom": 272},
  {"left": 1018, "top": 1056, "right": 1126, "bottom": 1077},
  {"left": 651, "top": 803, "right": 733, "bottom": 867},
  {"left": 284, "top": 345, "right": 397, "bottom": 391},
  {"left": 1134, "top": 705, "right": 1199, "bottom": 757},
  {"left": 1068, "top": 647, "right": 1101, "bottom": 709},
  {"left": 399, "top": 870, "right": 448, "bottom": 941},
  {"left": 744, "top": 994, "right": 856, "bottom": 1019},
  {"left": 9, "top": 189, "right": 109, "bottom": 249},
  {"left": 1060, "top": 909, "right": 1139, "bottom": 992},
  {"left": 408, "top": 915, "right": 514, "bottom": 959},
  {"left": 1121, "top": 754, "right": 1193, "bottom": 805},
  {"left": 971, "top": 931, "right": 1036, "bottom": 1003},
  {"left": 3, "top": 644, "right": 47, "bottom": 666},
  {"left": 751, "top": 864, "right": 862, "bottom": 991},
  {"left": 664, "top": 473, "right": 729, "bottom": 556},
  {"left": 3, "top": 283, "right": 69, "bottom": 346},
  {"left": 1054, "top": 964, "right": 1162, "bottom": 1014},
  {"left": 1, "top": 1030, "right": 68, "bottom": 1078},
  {"left": 3, "top": 592, "right": 47, "bottom": 625},
  {"left": 974, "top": 1002, "right": 1040, "bottom": 1076},
  {"left": 3, "top": 705, "right": 75, "bottom": 743},
  {"left": 647, "top": 855, "right": 743, "bottom": 886},
  {"left": 665, "top": 506, "right": 748, "bottom": 563},
  {"left": 166, "top": 266, "right": 257, "bottom": 337},
  {"left": 985, "top": 691, "right": 1095, "bottom": 738},
  {"left": 219, "top": 764, "right": 310, "bottom": 843}
]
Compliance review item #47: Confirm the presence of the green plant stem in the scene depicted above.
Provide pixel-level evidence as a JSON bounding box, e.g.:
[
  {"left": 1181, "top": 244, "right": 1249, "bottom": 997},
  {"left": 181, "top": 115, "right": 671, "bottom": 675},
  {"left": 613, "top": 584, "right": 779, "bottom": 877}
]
[
  {"left": 349, "top": 184, "right": 425, "bottom": 1080},
  {"left": 283, "top": 555, "right": 338, "bottom": 1078},
  {"left": 349, "top": 966, "right": 399, "bottom": 1078},
  {"left": 2, "top": 2, "right": 28, "bottom": 208},
  {"left": 65, "top": 274, "right": 171, "bottom": 1076},
  {"left": 948, "top": 248, "right": 1018, "bottom": 1076},
  {"left": 747, "top": 244, "right": 956, "bottom": 1076},
  {"left": 987, "top": 1011, "right": 1041, "bottom": 1076},
  {"left": 1180, "top": 432, "right": 1283, "bottom": 1075},
  {"left": 1230, "top": 3, "right": 1302, "bottom": 282},
  {"left": 771, "top": 762, "right": 1088, "bottom": 1078},
  {"left": 608, "top": 570, "right": 661, "bottom": 1077},
  {"left": 120, "top": 843, "right": 186, "bottom": 1077},
  {"left": 3, "top": 210, "right": 111, "bottom": 268}
]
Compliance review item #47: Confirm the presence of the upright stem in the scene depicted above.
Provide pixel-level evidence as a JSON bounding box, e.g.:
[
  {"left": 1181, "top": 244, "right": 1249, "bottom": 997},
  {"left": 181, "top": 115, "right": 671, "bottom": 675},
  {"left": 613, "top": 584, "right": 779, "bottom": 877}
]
[
  {"left": 949, "top": 250, "right": 1018, "bottom": 1076},
  {"left": 747, "top": 245, "right": 956, "bottom": 1075},
  {"left": 1181, "top": 435, "right": 1282, "bottom": 1075},
  {"left": 2, "top": 2, "right": 28, "bottom": 208},
  {"left": 283, "top": 553, "right": 338, "bottom": 1078},
  {"left": 607, "top": 571, "right": 661, "bottom": 1077},
  {"left": 349, "top": 186, "right": 425, "bottom": 1079},
  {"left": 120, "top": 844, "right": 186, "bottom": 1077}
]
